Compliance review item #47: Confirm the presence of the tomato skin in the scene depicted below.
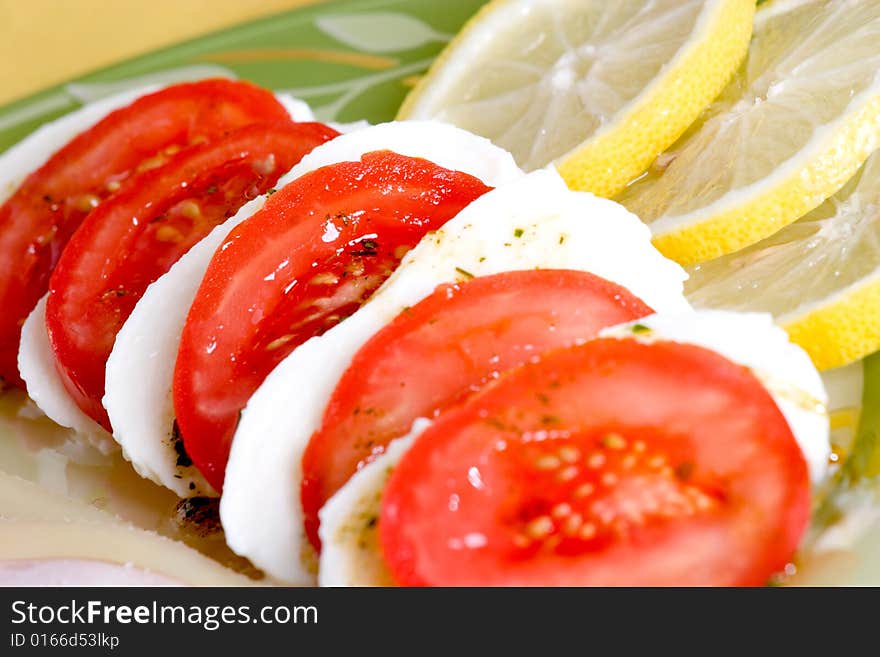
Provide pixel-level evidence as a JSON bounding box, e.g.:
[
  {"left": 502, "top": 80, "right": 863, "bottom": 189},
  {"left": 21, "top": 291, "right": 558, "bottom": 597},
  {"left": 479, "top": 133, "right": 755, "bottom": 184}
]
[
  {"left": 0, "top": 78, "right": 291, "bottom": 389},
  {"left": 302, "top": 269, "right": 653, "bottom": 549},
  {"left": 173, "top": 151, "right": 491, "bottom": 492},
  {"left": 379, "top": 338, "right": 811, "bottom": 587},
  {"left": 44, "top": 121, "right": 339, "bottom": 429}
]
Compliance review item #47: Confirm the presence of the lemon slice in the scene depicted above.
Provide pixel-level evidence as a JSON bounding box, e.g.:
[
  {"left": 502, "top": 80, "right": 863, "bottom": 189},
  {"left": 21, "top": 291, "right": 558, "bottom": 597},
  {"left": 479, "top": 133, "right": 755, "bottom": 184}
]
[
  {"left": 618, "top": 0, "right": 880, "bottom": 266},
  {"left": 686, "top": 151, "right": 880, "bottom": 371},
  {"left": 398, "top": 0, "right": 754, "bottom": 197}
]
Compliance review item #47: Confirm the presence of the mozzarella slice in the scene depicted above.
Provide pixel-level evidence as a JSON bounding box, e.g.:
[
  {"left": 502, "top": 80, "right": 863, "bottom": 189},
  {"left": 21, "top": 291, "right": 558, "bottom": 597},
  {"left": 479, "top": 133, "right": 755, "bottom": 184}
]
[
  {"left": 600, "top": 310, "right": 830, "bottom": 482},
  {"left": 103, "top": 121, "right": 523, "bottom": 498},
  {"left": 104, "top": 203, "right": 261, "bottom": 497},
  {"left": 15, "top": 89, "right": 314, "bottom": 463},
  {"left": 277, "top": 95, "right": 316, "bottom": 122},
  {"left": 318, "top": 420, "right": 429, "bottom": 587},
  {"left": 221, "top": 168, "right": 690, "bottom": 584},
  {"left": 18, "top": 297, "right": 115, "bottom": 454},
  {"left": 276, "top": 120, "right": 522, "bottom": 188}
]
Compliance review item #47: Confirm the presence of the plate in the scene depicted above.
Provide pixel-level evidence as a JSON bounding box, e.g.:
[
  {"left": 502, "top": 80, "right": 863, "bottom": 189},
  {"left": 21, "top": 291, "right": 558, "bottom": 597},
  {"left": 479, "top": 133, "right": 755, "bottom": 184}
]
[{"left": 1, "top": 0, "right": 878, "bottom": 586}]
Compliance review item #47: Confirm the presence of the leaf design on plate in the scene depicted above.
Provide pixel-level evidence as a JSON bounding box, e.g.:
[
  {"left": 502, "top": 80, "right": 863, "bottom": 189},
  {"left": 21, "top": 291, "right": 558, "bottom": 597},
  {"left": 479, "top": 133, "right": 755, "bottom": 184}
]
[
  {"left": 316, "top": 12, "right": 451, "bottom": 53},
  {"left": 0, "top": 92, "right": 74, "bottom": 134},
  {"left": 198, "top": 48, "right": 396, "bottom": 71},
  {"left": 281, "top": 58, "right": 433, "bottom": 122},
  {"left": 64, "top": 65, "right": 236, "bottom": 103}
]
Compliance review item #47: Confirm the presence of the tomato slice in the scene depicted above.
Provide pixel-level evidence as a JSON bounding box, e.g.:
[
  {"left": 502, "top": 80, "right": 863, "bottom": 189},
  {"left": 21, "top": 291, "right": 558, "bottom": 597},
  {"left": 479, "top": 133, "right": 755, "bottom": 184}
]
[
  {"left": 302, "top": 269, "right": 653, "bottom": 549},
  {"left": 379, "top": 338, "right": 810, "bottom": 586},
  {"left": 173, "top": 151, "right": 491, "bottom": 491},
  {"left": 44, "top": 121, "right": 339, "bottom": 429},
  {"left": 0, "top": 78, "right": 292, "bottom": 389}
]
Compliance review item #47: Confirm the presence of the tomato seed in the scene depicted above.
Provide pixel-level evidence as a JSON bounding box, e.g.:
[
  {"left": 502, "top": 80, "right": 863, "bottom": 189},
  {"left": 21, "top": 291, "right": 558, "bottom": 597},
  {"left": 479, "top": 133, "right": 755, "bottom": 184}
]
[
  {"left": 578, "top": 523, "right": 597, "bottom": 540},
  {"left": 310, "top": 272, "right": 340, "bottom": 286},
  {"left": 137, "top": 154, "right": 167, "bottom": 172},
  {"left": 551, "top": 503, "right": 572, "bottom": 519},
  {"left": 156, "top": 225, "right": 184, "bottom": 243},
  {"left": 558, "top": 445, "right": 581, "bottom": 463},
  {"left": 525, "top": 516, "right": 554, "bottom": 540},
  {"left": 178, "top": 200, "right": 201, "bottom": 221},
  {"left": 535, "top": 455, "right": 561, "bottom": 471},
  {"left": 574, "top": 482, "right": 595, "bottom": 499},
  {"left": 557, "top": 465, "right": 579, "bottom": 482},
  {"left": 71, "top": 194, "right": 100, "bottom": 213},
  {"left": 265, "top": 334, "right": 296, "bottom": 351},
  {"left": 602, "top": 433, "right": 627, "bottom": 450},
  {"left": 563, "top": 513, "right": 583, "bottom": 535}
]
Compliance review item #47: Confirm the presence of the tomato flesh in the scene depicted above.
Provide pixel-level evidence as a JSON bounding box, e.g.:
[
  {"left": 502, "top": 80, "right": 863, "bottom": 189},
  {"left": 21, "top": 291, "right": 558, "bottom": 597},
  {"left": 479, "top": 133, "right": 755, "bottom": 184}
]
[
  {"left": 0, "top": 78, "right": 291, "bottom": 389},
  {"left": 302, "top": 269, "right": 653, "bottom": 549},
  {"left": 45, "top": 121, "right": 339, "bottom": 429},
  {"left": 380, "top": 339, "right": 811, "bottom": 586},
  {"left": 173, "top": 151, "right": 491, "bottom": 491}
]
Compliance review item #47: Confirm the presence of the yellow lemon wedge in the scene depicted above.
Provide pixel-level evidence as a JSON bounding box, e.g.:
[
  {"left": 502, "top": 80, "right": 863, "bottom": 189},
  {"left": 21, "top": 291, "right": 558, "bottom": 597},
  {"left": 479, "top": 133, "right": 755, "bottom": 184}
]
[
  {"left": 398, "top": 0, "right": 754, "bottom": 198},
  {"left": 686, "top": 151, "right": 880, "bottom": 371},
  {"left": 618, "top": 0, "right": 880, "bottom": 266}
]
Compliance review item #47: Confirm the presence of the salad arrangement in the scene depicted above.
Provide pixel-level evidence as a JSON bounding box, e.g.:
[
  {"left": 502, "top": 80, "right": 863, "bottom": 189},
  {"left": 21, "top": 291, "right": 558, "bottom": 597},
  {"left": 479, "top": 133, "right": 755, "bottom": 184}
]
[{"left": 1, "top": 0, "right": 879, "bottom": 586}]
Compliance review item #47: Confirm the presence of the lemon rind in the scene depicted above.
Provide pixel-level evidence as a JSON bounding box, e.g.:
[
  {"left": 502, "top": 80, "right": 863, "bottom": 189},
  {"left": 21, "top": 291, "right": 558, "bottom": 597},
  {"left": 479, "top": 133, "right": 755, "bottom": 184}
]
[{"left": 782, "top": 269, "right": 880, "bottom": 371}]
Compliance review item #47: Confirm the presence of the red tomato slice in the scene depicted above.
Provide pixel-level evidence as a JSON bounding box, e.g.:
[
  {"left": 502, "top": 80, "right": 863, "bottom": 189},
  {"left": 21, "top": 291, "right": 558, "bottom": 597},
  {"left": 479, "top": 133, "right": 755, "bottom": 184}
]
[
  {"left": 302, "top": 269, "right": 653, "bottom": 549},
  {"left": 45, "top": 121, "right": 339, "bottom": 429},
  {"left": 173, "top": 151, "right": 491, "bottom": 492},
  {"left": 380, "top": 338, "right": 810, "bottom": 586},
  {"left": 0, "top": 78, "right": 291, "bottom": 389}
]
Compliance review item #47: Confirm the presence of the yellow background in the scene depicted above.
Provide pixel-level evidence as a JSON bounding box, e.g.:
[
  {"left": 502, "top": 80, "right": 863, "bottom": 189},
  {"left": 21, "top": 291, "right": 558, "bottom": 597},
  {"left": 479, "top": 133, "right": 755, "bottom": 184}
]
[{"left": 0, "top": 0, "right": 324, "bottom": 105}]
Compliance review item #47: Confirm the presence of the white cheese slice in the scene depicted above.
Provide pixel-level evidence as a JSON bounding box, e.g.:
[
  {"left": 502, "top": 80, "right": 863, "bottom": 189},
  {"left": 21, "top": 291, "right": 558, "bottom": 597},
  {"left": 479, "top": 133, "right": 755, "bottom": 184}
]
[
  {"left": 18, "top": 297, "right": 116, "bottom": 454},
  {"left": 318, "top": 422, "right": 428, "bottom": 587}
]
